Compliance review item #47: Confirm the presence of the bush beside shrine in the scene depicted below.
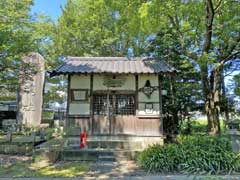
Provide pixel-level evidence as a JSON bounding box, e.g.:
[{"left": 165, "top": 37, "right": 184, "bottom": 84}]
[{"left": 137, "top": 135, "right": 240, "bottom": 174}]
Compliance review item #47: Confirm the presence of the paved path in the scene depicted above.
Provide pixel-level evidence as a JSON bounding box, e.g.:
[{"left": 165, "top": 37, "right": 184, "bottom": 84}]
[
  {"left": 0, "top": 175, "right": 240, "bottom": 180},
  {"left": 0, "top": 155, "right": 240, "bottom": 180}
]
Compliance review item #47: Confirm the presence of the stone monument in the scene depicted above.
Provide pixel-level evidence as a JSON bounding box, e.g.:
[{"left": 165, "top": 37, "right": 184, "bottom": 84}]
[{"left": 17, "top": 52, "right": 45, "bottom": 127}]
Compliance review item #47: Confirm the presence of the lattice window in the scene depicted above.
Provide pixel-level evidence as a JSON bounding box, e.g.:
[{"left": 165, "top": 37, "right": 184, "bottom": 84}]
[
  {"left": 93, "top": 94, "right": 135, "bottom": 115},
  {"left": 115, "top": 95, "right": 135, "bottom": 115},
  {"left": 93, "top": 95, "right": 112, "bottom": 115}
]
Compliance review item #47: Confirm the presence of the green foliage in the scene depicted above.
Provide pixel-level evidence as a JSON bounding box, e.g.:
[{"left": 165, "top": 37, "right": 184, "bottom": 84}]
[
  {"left": 20, "top": 125, "right": 41, "bottom": 136},
  {"left": 43, "top": 82, "right": 67, "bottom": 107},
  {"left": 160, "top": 54, "right": 203, "bottom": 135},
  {"left": 180, "top": 119, "right": 226, "bottom": 135},
  {"left": 0, "top": 96, "right": 16, "bottom": 101},
  {"left": 55, "top": 0, "right": 149, "bottom": 56},
  {"left": 42, "top": 111, "right": 54, "bottom": 120},
  {"left": 234, "top": 74, "right": 240, "bottom": 97},
  {"left": 45, "top": 128, "right": 55, "bottom": 140},
  {"left": 140, "top": 0, "right": 240, "bottom": 134},
  {"left": 137, "top": 136, "right": 240, "bottom": 174},
  {"left": 180, "top": 119, "right": 208, "bottom": 135},
  {"left": 0, "top": 0, "right": 55, "bottom": 88}
]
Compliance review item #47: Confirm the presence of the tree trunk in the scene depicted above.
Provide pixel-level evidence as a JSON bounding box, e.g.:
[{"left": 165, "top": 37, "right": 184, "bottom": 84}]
[
  {"left": 201, "top": 64, "right": 222, "bottom": 135},
  {"left": 200, "top": 0, "right": 223, "bottom": 135},
  {"left": 221, "top": 72, "right": 230, "bottom": 127},
  {"left": 169, "top": 76, "right": 178, "bottom": 134},
  {"left": 205, "top": 93, "right": 221, "bottom": 135}
]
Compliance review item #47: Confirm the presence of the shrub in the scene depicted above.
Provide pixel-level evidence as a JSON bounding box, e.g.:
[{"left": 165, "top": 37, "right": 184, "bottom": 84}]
[
  {"left": 42, "top": 111, "right": 54, "bottom": 120},
  {"left": 45, "top": 128, "right": 55, "bottom": 140},
  {"left": 137, "top": 135, "right": 240, "bottom": 174}
]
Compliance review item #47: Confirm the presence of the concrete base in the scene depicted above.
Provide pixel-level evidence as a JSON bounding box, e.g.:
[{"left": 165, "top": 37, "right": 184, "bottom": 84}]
[
  {"left": 62, "top": 148, "right": 139, "bottom": 161},
  {"left": 65, "top": 135, "right": 164, "bottom": 149},
  {"left": 62, "top": 135, "right": 164, "bottom": 161}
]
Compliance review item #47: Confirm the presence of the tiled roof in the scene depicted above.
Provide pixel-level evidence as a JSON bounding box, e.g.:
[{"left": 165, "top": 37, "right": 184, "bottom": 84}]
[{"left": 50, "top": 57, "right": 178, "bottom": 76}]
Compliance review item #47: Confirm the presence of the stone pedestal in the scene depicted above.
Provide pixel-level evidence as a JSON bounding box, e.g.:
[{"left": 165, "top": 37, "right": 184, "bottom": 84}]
[
  {"left": 17, "top": 52, "right": 45, "bottom": 127},
  {"left": 227, "top": 130, "right": 240, "bottom": 152},
  {"left": 7, "top": 131, "right": 12, "bottom": 142}
]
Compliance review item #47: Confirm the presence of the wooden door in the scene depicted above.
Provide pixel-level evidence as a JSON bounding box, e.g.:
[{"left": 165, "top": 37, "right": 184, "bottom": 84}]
[
  {"left": 92, "top": 94, "right": 113, "bottom": 134},
  {"left": 93, "top": 93, "right": 136, "bottom": 135}
]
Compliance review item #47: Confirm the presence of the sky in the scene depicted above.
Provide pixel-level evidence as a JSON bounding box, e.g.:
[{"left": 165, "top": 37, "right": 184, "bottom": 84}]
[{"left": 31, "top": 0, "right": 66, "bottom": 21}]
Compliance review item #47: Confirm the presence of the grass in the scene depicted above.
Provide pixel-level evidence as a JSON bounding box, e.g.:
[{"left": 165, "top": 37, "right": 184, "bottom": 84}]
[
  {"left": 189, "top": 119, "right": 226, "bottom": 134},
  {"left": 0, "top": 163, "right": 34, "bottom": 177},
  {"left": 204, "top": 178, "right": 225, "bottom": 180},
  {"left": 0, "top": 135, "right": 6, "bottom": 140},
  {"left": 0, "top": 161, "right": 89, "bottom": 178},
  {"left": 193, "top": 177, "right": 225, "bottom": 180},
  {"left": 0, "top": 144, "right": 88, "bottom": 178},
  {"left": 193, "top": 119, "right": 225, "bottom": 127}
]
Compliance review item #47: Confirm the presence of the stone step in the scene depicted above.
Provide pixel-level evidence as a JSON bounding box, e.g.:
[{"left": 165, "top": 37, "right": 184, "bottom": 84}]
[
  {"left": 65, "top": 137, "right": 148, "bottom": 150},
  {"left": 66, "top": 140, "right": 144, "bottom": 150},
  {"left": 63, "top": 136, "right": 164, "bottom": 155},
  {"left": 61, "top": 148, "right": 140, "bottom": 161},
  {"left": 67, "top": 135, "right": 152, "bottom": 141},
  {"left": 98, "top": 155, "right": 115, "bottom": 161}
]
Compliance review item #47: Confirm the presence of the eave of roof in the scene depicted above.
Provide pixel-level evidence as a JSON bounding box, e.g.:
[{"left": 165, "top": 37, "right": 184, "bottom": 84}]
[{"left": 50, "top": 57, "right": 179, "bottom": 77}]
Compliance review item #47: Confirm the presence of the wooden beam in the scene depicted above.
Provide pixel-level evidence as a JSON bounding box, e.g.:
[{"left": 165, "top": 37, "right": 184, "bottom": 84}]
[{"left": 93, "top": 90, "right": 135, "bottom": 94}]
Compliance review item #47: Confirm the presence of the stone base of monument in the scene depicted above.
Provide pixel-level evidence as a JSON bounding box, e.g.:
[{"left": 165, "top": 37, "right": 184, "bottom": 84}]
[{"left": 227, "top": 130, "right": 240, "bottom": 153}]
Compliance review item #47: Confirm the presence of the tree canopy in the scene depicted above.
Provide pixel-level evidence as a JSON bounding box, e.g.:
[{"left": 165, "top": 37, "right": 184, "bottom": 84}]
[{"left": 0, "top": 0, "right": 54, "bottom": 85}]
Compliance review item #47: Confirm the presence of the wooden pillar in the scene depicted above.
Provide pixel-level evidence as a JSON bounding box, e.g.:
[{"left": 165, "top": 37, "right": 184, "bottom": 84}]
[
  {"left": 158, "top": 74, "right": 163, "bottom": 133},
  {"left": 66, "top": 74, "right": 71, "bottom": 128},
  {"left": 90, "top": 74, "right": 94, "bottom": 134},
  {"left": 112, "top": 94, "right": 116, "bottom": 134},
  {"left": 135, "top": 75, "right": 139, "bottom": 115}
]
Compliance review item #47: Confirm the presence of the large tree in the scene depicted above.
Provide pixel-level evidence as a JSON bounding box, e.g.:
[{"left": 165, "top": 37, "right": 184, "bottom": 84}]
[
  {"left": 0, "top": 0, "right": 33, "bottom": 84},
  {"left": 54, "top": 0, "right": 149, "bottom": 57},
  {"left": 0, "top": 0, "right": 54, "bottom": 87},
  {"left": 146, "top": 31, "right": 203, "bottom": 135},
  {"left": 139, "top": 0, "right": 240, "bottom": 135}
]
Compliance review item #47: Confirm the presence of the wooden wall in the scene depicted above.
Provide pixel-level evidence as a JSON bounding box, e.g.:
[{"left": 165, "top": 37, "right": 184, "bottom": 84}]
[
  {"left": 68, "top": 115, "right": 162, "bottom": 136},
  {"left": 67, "top": 74, "right": 163, "bottom": 136},
  {"left": 68, "top": 74, "right": 160, "bottom": 116}
]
